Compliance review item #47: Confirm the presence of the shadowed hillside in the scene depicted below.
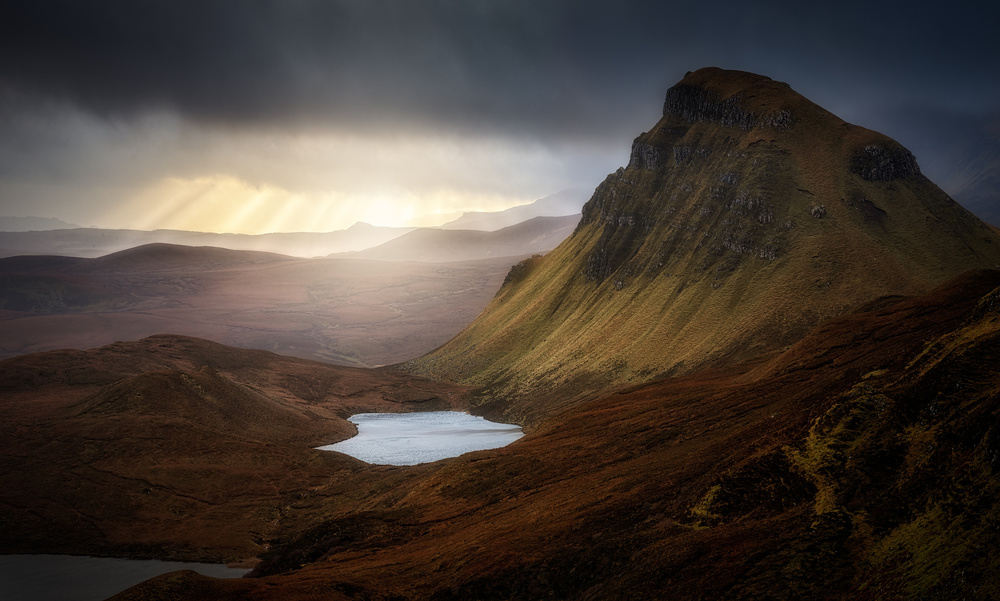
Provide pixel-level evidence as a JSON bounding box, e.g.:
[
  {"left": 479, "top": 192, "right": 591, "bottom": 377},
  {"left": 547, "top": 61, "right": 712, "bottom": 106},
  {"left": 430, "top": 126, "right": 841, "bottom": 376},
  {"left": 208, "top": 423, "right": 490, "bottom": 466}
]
[
  {"left": 0, "top": 335, "right": 473, "bottom": 561},
  {"left": 107, "top": 271, "right": 1000, "bottom": 601},
  {"left": 406, "top": 68, "right": 1000, "bottom": 424}
]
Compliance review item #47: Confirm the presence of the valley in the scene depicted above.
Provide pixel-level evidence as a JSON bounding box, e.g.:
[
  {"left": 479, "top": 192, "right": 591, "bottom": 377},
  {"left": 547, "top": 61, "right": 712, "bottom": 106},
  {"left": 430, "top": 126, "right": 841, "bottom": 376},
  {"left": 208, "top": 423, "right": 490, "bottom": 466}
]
[
  {"left": 3, "top": 68, "right": 1000, "bottom": 600},
  {"left": 0, "top": 249, "right": 519, "bottom": 367}
]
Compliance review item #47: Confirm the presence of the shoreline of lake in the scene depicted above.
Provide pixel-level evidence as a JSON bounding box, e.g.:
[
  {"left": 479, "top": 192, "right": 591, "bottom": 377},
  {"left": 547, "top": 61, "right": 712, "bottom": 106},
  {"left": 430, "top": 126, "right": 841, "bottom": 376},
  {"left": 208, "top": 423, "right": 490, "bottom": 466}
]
[
  {"left": 317, "top": 411, "right": 524, "bottom": 465},
  {"left": 0, "top": 553, "right": 249, "bottom": 601}
]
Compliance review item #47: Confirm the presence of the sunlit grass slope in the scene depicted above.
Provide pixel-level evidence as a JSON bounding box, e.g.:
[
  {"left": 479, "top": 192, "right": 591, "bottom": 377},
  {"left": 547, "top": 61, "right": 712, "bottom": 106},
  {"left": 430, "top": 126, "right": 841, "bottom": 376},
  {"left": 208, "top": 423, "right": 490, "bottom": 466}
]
[{"left": 406, "top": 68, "right": 1000, "bottom": 423}]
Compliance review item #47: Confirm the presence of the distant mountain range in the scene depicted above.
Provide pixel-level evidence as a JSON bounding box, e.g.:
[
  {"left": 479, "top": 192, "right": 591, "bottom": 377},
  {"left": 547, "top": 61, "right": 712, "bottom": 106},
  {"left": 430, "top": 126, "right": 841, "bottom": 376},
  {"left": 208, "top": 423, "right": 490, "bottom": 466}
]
[
  {"left": 0, "top": 192, "right": 588, "bottom": 259},
  {"left": 341, "top": 214, "right": 580, "bottom": 262},
  {"left": 0, "top": 221, "right": 413, "bottom": 259},
  {"left": 0, "top": 243, "right": 520, "bottom": 366},
  {"left": 0, "top": 216, "right": 80, "bottom": 231},
  {"left": 439, "top": 189, "right": 588, "bottom": 230}
]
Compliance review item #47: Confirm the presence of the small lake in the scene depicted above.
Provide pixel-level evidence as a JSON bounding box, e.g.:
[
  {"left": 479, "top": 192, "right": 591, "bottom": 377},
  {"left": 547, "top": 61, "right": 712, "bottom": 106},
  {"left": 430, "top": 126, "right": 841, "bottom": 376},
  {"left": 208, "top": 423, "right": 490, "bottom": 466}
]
[
  {"left": 0, "top": 554, "right": 249, "bottom": 601},
  {"left": 316, "top": 411, "right": 523, "bottom": 465}
]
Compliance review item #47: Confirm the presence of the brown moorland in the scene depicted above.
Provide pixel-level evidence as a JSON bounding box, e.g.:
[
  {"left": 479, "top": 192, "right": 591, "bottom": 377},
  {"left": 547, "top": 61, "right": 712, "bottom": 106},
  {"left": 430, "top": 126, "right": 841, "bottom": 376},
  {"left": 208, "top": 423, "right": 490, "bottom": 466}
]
[
  {"left": 94, "top": 268, "right": 1000, "bottom": 600},
  {"left": 0, "top": 335, "right": 475, "bottom": 562},
  {"left": 0, "top": 245, "right": 520, "bottom": 367}
]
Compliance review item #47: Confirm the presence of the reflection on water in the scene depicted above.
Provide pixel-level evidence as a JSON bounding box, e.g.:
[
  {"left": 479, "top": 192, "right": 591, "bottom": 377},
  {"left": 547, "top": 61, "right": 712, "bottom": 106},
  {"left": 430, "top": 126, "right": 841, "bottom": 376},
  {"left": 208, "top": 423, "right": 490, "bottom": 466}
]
[
  {"left": 0, "top": 554, "right": 249, "bottom": 601},
  {"left": 317, "top": 411, "right": 523, "bottom": 465}
]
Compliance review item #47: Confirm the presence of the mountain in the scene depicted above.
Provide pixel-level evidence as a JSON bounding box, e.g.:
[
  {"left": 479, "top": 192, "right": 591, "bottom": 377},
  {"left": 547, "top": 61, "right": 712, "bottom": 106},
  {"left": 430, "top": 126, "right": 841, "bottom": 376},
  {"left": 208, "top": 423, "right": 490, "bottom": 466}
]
[
  {"left": 0, "top": 222, "right": 413, "bottom": 259},
  {"left": 941, "top": 117, "right": 1000, "bottom": 227},
  {"left": 404, "top": 67, "right": 1000, "bottom": 424},
  {"left": 0, "top": 243, "right": 292, "bottom": 317},
  {"left": 342, "top": 214, "right": 580, "bottom": 262},
  {"left": 439, "top": 189, "right": 589, "bottom": 231},
  {"left": 869, "top": 108, "right": 1000, "bottom": 228},
  {"left": 0, "top": 216, "right": 80, "bottom": 231},
  {"left": 10, "top": 68, "right": 1000, "bottom": 601}
]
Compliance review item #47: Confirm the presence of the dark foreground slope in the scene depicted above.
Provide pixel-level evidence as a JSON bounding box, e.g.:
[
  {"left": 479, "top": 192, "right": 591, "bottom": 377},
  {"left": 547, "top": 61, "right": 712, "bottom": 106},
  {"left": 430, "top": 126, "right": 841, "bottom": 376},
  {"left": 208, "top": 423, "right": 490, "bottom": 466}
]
[
  {"left": 406, "top": 68, "right": 1000, "bottom": 424},
  {"left": 0, "top": 335, "right": 473, "bottom": 561},
  {"left": 110, "top": 270, "right": 1000, "bottom": 600}
]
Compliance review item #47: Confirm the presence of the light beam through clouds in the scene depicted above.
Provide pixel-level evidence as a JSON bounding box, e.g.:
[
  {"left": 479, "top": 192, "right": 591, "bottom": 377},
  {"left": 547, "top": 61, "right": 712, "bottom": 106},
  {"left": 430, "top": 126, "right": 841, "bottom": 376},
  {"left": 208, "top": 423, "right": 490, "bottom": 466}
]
[
  {"left": 0, "top": 89, "right": 618, "bottom": 234},
  {"left": 1, "top": 0, "right": 998, "bottom": 231}
]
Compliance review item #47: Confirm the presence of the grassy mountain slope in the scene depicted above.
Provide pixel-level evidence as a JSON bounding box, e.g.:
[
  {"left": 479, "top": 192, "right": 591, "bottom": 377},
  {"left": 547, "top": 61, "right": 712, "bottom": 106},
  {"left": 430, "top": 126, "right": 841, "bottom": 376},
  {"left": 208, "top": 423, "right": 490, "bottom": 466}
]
[
  {"left": 406, "top": 68, "right": 1000, "bottom": 424},
  {"left": 113, "top": 270, "right": 1000, "bottom": 601}
]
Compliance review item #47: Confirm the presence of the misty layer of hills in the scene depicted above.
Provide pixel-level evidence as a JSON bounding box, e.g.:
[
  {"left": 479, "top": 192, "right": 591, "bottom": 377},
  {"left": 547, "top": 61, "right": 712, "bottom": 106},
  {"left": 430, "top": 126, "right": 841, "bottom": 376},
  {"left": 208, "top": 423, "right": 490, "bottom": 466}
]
[
  {"left": 0, "top": 190, "right": 587, "bottom": 259},
  {"left": 0, "top": 197, "right": 583, "bottom": 366},
  {"left": 3, "top": 69, "right": 1000, "bottom": 601},
  {"left": 0, "top": 216, "right": 81, "bottom": 231}
]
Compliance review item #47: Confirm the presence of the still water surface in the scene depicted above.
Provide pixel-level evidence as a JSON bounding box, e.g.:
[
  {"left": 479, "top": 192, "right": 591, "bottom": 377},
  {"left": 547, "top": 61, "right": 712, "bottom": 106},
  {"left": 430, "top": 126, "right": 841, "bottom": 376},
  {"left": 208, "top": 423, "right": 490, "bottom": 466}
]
[
  {"left": 0, "top": 554, "right": 248, "bottom": 601},
  {"left": 317, "top": 411, "right": 524, "bottom": 465}
]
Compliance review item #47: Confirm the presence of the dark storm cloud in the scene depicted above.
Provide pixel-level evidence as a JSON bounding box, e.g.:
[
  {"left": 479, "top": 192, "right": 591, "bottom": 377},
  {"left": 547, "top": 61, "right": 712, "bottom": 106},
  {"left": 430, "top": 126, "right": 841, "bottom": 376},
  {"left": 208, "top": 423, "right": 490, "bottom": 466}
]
[
  {"left": 1, "top": 0, "right": 666, "bottom": 137},
  {"left": 5, "top": 0, "right": 995, "bottom": 140},
  {"left": 2, "top": 0, "right": 999, "bottom": 230}
]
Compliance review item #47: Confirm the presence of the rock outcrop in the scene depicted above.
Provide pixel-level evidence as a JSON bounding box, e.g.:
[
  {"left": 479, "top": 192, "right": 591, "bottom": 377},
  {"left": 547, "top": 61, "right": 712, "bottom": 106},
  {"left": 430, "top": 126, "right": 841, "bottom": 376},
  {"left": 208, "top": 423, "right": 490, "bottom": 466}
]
[
  {"left": 662, "top": 82, "right": 795, "bottom": 130},
  {"left": 849, "top": 143, "right": 922, "bottom": 181}
]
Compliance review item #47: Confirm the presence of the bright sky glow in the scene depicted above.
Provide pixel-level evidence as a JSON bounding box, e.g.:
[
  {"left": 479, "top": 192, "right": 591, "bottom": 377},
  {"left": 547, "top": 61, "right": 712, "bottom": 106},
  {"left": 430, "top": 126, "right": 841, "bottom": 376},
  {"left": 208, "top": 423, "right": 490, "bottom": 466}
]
[
  {"left": 2, "top": 0, "right": 997, "bottom": 232},
  {"left": 11, "top": 113, "right": 612, "bottom": 233}
]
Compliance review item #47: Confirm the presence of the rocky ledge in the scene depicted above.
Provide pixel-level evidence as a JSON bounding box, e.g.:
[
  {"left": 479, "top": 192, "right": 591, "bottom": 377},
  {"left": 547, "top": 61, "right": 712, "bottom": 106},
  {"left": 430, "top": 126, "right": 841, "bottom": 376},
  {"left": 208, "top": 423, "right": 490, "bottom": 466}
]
[
  {"left": 850, "top": 144, "right": 921, "bottom": 181},
  {"left": 663, "top": 84, "right": 794, "bottom": 131}
]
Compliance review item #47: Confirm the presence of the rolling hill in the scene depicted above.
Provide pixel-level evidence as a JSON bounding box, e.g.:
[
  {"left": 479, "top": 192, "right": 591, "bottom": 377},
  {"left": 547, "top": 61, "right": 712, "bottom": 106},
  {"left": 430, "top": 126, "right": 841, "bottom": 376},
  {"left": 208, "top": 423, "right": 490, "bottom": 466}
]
[
  {"left": 0, "top": 222, "right": 414, "bottom": 259},
  {"left": 0, "top": 244, "right": 518, "bottom": 366},
  {"left": 103, "top": 266, "right": 1000, "bottom": 601},
  {"left": 0, "top": 335, "right": 473, "bottom": 561}
]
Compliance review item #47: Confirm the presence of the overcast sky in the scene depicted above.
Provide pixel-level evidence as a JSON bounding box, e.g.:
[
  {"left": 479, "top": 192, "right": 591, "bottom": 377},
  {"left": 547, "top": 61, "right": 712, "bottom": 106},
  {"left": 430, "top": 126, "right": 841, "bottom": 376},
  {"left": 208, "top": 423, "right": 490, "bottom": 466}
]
[{"left": 1, "top": 0, "right": 997, "bottom": 233}]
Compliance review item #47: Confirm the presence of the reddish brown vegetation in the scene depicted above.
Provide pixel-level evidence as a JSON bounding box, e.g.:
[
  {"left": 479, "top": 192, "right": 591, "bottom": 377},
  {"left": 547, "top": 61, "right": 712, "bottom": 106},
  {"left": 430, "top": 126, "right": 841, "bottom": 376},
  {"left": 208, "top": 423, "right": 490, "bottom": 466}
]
[
  {"left": 3, "top": 270, "right": 996, "bottom": 600},
  {"left": 0, "top": 336, "right": 474, "bottom": 561}
]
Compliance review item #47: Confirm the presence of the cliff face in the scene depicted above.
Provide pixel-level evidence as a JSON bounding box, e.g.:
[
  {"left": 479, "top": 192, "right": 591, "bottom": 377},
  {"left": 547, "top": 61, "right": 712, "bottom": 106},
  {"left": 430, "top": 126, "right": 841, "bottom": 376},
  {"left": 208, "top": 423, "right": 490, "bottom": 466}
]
[{"left": 406, "top": 68, "right": 1000, "bottom": 424}]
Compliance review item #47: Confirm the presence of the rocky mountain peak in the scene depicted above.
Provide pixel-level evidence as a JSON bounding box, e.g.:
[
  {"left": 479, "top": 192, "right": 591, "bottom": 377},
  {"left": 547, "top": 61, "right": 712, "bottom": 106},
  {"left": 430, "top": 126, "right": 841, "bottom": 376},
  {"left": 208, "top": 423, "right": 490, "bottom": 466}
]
[
  {"left": 662, "top": 67, "right": 797, "bottom": 130},
  {"left": 408, "top": 68, "right": 1000, "bottom": 425}
]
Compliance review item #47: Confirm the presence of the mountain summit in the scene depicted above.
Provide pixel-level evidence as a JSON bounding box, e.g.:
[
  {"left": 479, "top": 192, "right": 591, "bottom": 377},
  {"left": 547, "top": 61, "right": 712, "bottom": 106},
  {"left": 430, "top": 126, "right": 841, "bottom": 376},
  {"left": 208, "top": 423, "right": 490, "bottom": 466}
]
[{"left": 406, "top": 68, "right": 1000, "bottom": 423}]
